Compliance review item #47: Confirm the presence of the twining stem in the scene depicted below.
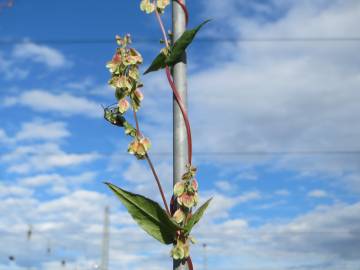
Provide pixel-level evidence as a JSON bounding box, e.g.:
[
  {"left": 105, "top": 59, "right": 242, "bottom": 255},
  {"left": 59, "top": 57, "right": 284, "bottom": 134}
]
[
  {"left": 145, "top": 153, "right": 171, "bottom": 215},
  {"left": 132, "top": 108, "right": 171, "bottom": 215},
  {"left": 165, "top": 66, "right": 193, "bottom": 164},
  {"left": 154, "top": 3, "right": 195, "bottom": 270},
  {"left": 174, "top": 0, "right": 189, "bottom": 25},
  {"left": 154, "top": 4, "right": 193, "bottom": 165}
]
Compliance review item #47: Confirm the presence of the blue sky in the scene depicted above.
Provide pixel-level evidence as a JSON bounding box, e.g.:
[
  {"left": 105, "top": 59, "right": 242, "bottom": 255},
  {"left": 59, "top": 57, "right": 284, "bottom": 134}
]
[{"left": 0, "top": 0, "right": 360, "bottom": 270}]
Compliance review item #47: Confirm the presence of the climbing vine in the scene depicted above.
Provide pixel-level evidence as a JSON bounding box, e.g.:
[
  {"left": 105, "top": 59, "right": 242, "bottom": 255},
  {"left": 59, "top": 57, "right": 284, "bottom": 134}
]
[{"left": 104, "top": 1, "right": 211, "bottom": 269}]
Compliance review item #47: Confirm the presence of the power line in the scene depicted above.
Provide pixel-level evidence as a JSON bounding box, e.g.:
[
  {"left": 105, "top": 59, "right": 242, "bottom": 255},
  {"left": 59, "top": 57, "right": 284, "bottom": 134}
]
[
  {"left": 108, "top": 150, "right": 360, "bottom": 156},
  {"left": 1, "top": 37, "right": 360, "bottom": 45}
]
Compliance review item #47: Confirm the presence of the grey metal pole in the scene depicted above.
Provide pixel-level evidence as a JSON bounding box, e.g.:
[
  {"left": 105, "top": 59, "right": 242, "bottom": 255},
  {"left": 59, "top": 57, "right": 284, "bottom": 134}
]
[{"left": 172, "top": 0, "right": 188, "bottom": 270}]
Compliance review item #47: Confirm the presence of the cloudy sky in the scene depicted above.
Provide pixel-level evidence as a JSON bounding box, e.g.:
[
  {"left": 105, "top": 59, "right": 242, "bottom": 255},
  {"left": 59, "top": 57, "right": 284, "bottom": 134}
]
[{"left": 0, "top": 0, "right": 359, "bottom": 269}]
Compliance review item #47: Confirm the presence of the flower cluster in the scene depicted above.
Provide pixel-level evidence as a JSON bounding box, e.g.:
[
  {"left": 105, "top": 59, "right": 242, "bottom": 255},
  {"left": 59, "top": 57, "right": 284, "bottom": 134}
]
[
  {"left": 140, "top": 0, "right": 170, "bottom": 14},
  {"left": 105, "top": 35, "right": 151, "bottom": 159},
  {"left": 128, "top": 136, "right": 152, "bottom": 160},
  {"left": 106, "top": 34, "right": 144, "bottom": 112},
  {"left": 171, "top": 164, "right": 199, "bottom": 260}
]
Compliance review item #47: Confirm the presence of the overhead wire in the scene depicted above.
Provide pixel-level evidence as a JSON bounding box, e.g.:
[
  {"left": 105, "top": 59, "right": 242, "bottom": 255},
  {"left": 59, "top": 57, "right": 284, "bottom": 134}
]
[{"left": 0, "top": 37, "right": 360, "bottom": 45}]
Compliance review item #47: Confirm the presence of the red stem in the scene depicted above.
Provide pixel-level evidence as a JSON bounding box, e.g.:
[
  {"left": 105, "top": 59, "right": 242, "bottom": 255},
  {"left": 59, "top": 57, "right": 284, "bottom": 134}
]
[
  {"left": 165, "top": 66, "right": 192, "bottom": 164},
  {"left": 133, "top": 109, "right": 141, "bottom": 137},
  {"left": 154, "top": 3, "right": 193, "bottom": 165},
  {"left": 145, "top": 154, "right": 171, "bottom": 215},
  {"left": 132, "top": 109, "right": 170, "bottom": 215},
  {"left": 174, "top": 0, "right": 189, "bottom": 25},
  {"left": 187, "top": 257, "right": 194, "bottom": 270},
  {"left": 154, "top": 4, "right": 195, "bottom": 270}
]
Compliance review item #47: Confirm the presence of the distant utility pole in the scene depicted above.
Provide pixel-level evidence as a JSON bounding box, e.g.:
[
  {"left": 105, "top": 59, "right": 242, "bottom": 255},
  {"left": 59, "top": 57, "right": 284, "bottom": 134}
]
[
  {"left": 202, "top": 243, "right": 208, "bottom": 270},
  {"left": 100, "top": 206, "right": 110, "bottom": 270},
  {"left": 172, "top": 0, "right": 188, "bottom": 269},
  {"left": 26, "top": 224, "right": 33, "bottom": 270}
]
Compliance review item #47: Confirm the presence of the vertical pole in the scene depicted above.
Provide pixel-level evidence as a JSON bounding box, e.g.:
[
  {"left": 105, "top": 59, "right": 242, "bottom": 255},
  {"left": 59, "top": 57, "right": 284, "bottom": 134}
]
[
  {"left": 202, "top": 243, "right": 207, "bottom": 270},
  {"left": 100, "top": 206, "right": 110, "bottom": 270},
  {"left": 172, "top": 1, "right": 188, "bottom": 270}
]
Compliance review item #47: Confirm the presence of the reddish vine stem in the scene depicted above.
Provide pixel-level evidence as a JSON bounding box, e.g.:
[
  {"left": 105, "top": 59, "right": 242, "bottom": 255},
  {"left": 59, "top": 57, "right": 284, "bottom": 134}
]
[
  {"left": 174, "top": 0, "right": 189, "bottom": 25},
  {"left": 133, "top": 109, "right": 141, "bottom": 137},
  {"left": 154, "top": 3, "right": 194, "bottom": 270},
  {"left": 165, "top": 66, "right": 193, "bottom": 164},
  {"left": 154, "top": 5, "right": 193, "bottom": 165},
  {"left": 187, "top": 257, "right": 194, "bottom": 270},
  {"left": 145, "top": 153, "right": 171, "bottom": 215},
  {"left": 132, "top": 109, "right": 171, "bottom": 215}
]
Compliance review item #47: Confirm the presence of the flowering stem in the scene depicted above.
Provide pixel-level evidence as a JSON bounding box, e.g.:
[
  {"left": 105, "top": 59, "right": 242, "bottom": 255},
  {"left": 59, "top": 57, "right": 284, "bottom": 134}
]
[
  {"left": 133, "top": 108, "right": 141, "bottom": 137},
  {"left": 145, "top": 153, "right": 171, "bottom": 215},
  {"left": 132, "top": 108, "right": 170, "bottom": 215}
]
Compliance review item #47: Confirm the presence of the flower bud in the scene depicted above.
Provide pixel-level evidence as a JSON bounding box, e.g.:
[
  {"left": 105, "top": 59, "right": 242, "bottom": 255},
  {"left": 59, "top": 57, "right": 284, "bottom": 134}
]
[
  {"left": 171, "top": 244, "right": 185, "bottom": 260},
  {"left": 118, "top": 98, "right": 130, "bottom": 114},
  {"left": 178, "top": 193, "right": 195, "bottom": 208},
  {"left": 173, "top": 208, "right": 185, "bottom": 224},
  {"left": 174, "top": 182, "right": 185, "bottom": 197},
  {"left": 134, "top": 89, "right": 144, "bottom": 101},
  {"left": 191, "top": 179, "right": 198, "bottom": 192},
  {"left": 139, "top": 137, "right": 151, "bottom": 151}
]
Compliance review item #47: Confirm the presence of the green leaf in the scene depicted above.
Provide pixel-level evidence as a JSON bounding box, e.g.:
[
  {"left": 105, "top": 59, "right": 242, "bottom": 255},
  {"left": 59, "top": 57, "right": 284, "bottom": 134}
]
[
  {"left": 166, "top": 19, "right": 211, "bottom": 66},
  {"left": 185, "top": 198, "right": 212, "bottom": 233},
  {"left": 143, "top": 19, "right": 211, "bottom": 75},
  {"left": 143, "top": 51, "right": 167, "bottom": 75},
  {"left": 105, "top": 182, "right": 180, "bottom": 244}
]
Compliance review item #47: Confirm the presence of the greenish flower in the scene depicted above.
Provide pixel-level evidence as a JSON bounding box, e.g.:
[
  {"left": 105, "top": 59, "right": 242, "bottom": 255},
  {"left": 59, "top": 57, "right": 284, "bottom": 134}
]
[
  {"left": 174, "top": 181, "right": 185, "bottom": 197},
  {"left": 118, "top": 98, "right": 130, "bottom": 114},
  {"left": 173, "top": 208, "right": 185, "bottom": 224},
  {"left": 128, "top": 137, "right": 152, "bottom": 159},
  {"left": 157, "top": 0, "right": 170, "bottom": 12},
  {"left": 140, "top": 0, "right": 155, "bottom": 14},
  {"left": 178, "top": 192, "right": 196, "bottom": 208}
]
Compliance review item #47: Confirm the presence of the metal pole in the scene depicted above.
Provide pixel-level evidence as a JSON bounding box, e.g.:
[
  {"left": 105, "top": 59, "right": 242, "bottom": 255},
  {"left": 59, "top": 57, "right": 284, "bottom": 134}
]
[{"left": 172, "top": 1, "right": 188, "bottom": 270}]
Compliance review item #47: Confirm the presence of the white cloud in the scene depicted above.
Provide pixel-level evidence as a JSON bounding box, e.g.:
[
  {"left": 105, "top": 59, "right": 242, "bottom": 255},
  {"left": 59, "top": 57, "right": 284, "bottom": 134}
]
[
  {"left": 14, "top": 120, "right": 70, "bottom": 141},
  {"left": 19, "top": 172, "right": 97, "bottom": 195},
  {"left": 0, "top": 129, "right": 9, "bottom": 143},
  {"left": 193, "top": 201, "right": 360, "bottom": 270},
  {"left": 12, "top": 42, "right": 68, "bottom": 69},
  {"left": 214, "top": 180, "right": 233, "bottom": 192},
  {"left": 275, "top": 189, "right": 290, "bottom": 196},
  {"left": 202, "top": 190, "right": 261, "bottom": 220},
  {"left": 307, "top": 189, "right": 329, "bottom": 198},
  {"left": 0, "top": 53, "right": 29, "bottom": 80},
  {"left": 181, "top": 0, "right": 360, "bottom": 193},
  {"left": 0, "top": 184, "right": 33, "bottom": 198},
  {"left": 3, "top": 90, "right": 101, "bottom": 118},
  {"left": 1, "top": 143, "right": 100, "bottom": 174}
]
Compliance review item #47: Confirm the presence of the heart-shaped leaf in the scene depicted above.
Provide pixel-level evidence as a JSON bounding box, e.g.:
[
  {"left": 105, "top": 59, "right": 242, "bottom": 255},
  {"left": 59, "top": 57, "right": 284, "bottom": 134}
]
[
  {"left": 185, "top": 198, "right": 212, "bottom": 233},
  {"left": 166, "top": 19, "right": 211, "bottom": 66},
  {"left": 106, "top": 182, "right": 180, "bottom": 244}
]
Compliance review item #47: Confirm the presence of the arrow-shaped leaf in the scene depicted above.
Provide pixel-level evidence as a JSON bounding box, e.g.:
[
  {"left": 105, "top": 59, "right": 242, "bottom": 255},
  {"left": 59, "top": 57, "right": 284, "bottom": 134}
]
[
  {"left": 106, "top": 182, "right": 180, "bottom": 245},
  {"left": 166, "top": 19, "right": 211, "bottom": 66},
  {"left": 143, "top": 50, "right": 167, "bottom": 75},
  {"left": 144, "top": 19, "right": 211, "bottom": 75},
  {"left": 185, "top": 198, "right": 212, "bottom": 233}
]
